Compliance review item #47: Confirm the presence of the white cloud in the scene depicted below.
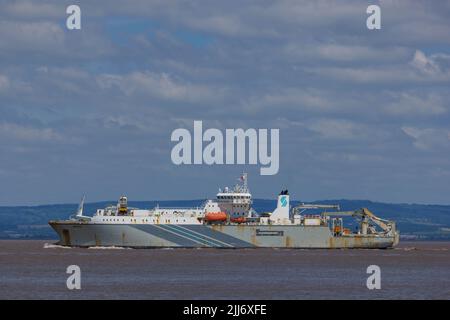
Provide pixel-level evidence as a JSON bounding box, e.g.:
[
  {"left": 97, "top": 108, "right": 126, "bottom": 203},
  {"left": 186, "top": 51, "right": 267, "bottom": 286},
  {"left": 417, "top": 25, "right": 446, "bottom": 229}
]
[
  {"left": 285, "top": 43, "right": 410, "bottom": 62},
  {"left": 242, "top": 88, "right": 334, "bottom": 114},
  {"left": 0, "top": 75, "right": 10, "bottom": 92},
  {"left": 402, "top": 126, "right": 450, "bottom": 150},
  {"left": 385, "top": 92, "right": 447, "bottom": 116},
  {"left": 308, "top": 57, "right": 450, "bottom": 84},
  {"left": 306, "top": 119, "right": 365, "bottom": 140},
  {"left": 306, "top": 66, "right": 411, "bottom": 83},
  {"left": 0, "top": 123, "right": 63, "bottom": 142},
  {"left": 97, "top": 71, "right": 223, "bottom": 103},
  {"left": 410, "top": 50, "right": 441, "bottom": 75}
]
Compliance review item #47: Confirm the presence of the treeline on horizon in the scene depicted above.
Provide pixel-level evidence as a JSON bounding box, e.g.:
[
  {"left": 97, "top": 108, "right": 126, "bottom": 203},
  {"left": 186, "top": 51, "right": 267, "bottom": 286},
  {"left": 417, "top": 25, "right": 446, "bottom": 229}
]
[{"left": 0, "top": 199, "right": 449, "bottom": 240}]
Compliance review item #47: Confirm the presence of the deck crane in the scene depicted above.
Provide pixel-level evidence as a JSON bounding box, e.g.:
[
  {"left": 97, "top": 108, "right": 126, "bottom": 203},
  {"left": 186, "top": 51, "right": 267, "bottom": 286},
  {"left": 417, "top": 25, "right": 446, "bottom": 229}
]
[
  {"left": 321, "top": 208, "right": 397, "bottom": 237},
  {"left": 292, "top": 203, "right": 340, "bottom": 215}
]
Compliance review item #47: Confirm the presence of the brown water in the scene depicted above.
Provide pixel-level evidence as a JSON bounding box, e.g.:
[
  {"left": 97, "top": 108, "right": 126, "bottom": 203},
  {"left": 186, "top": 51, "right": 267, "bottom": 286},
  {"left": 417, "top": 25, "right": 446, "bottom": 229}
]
[{"left": 0, "top": 240, "right": 449, "bottom": 299}]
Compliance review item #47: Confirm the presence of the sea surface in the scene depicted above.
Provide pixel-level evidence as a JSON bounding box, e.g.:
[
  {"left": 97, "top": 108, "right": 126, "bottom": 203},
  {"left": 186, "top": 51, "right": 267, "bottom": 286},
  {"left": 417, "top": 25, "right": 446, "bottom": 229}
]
[{"left": 0, "top": 240, "right": 449, "bottom": 299}]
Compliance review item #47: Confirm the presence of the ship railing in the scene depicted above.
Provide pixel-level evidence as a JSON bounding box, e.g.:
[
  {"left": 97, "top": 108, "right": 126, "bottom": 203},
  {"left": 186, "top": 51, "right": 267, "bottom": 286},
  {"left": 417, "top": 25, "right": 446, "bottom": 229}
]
[{"left": 153, "top": 206, "right": 205, "bottom": 210}]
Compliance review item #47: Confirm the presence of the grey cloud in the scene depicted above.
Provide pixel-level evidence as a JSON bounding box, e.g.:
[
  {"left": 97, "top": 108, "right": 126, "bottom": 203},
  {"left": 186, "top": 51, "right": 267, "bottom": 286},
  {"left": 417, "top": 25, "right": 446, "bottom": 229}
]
[
  {"left": 307, "top": 58, "right": 450, "bottom": 84},
  {"left": 3, "top": 1, "right": 62, "bottom": 19},
  {"left": 285, "top": 43, "right": 411, "bottom": 62},
  {"left": 0, "top": 21, "right": 64, "bottom": 52},
  {"left": 0, "top": 74, "right": 10, "bottom": 91}
]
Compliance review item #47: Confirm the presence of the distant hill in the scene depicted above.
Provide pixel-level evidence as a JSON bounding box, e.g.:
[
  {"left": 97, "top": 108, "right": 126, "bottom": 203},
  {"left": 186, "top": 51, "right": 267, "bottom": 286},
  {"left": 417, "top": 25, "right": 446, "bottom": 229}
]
[{"left": 0, "top": 199, "right": 449, "bottom": 240}]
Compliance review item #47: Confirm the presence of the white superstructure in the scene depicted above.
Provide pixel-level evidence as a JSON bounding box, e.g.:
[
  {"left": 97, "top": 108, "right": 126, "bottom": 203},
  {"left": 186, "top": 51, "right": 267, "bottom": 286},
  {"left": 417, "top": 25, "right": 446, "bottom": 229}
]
[
  {"left": 69, "top": 173, "right": 341, "bottom": 228},
  {"left": 73, "top": 173, "right": 255, "bottom": 225},
  {"left": 216, "top": 173, "right": 252, "bottom": 218},
  {"left": 92, "top": 205, "right": 205, "bottom": 225}
]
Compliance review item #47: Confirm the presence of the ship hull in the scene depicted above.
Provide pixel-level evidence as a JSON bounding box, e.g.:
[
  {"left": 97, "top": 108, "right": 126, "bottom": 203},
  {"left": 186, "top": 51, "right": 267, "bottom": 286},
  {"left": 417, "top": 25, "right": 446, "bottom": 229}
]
[{"left": 49, "top": 221, "right": 398, "bottom": 249}]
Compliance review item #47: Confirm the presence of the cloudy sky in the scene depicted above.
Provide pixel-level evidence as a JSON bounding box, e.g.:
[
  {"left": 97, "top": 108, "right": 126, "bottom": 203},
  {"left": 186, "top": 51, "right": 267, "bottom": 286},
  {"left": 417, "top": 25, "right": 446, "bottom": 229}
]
[{"left": 0, "top": 0, "right": 450, "bottom": 205}]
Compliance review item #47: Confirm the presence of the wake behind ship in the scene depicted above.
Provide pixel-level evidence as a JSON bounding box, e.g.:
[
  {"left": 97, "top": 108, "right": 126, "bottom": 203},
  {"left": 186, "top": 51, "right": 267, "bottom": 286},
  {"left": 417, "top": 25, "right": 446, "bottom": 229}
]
[{"left": 49, "top": 174, "right": 399, "bottom": 249}]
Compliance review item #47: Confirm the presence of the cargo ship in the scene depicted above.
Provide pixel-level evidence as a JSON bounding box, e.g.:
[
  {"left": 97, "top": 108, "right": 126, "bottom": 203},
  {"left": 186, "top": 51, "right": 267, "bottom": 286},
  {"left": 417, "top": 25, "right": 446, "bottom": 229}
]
[{"left": 49, "top": 174, "right": 399, "bottom": 248}]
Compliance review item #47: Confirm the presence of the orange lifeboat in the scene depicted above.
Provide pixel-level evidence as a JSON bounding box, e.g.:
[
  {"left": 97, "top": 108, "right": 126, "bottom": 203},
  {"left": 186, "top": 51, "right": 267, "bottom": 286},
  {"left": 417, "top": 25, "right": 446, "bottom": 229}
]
[
  {"left": 230, "top": 217, "right": 246, "bottom": 224},
  {"left": 204, "top": 212, "right": 227, "bottom": 222}
]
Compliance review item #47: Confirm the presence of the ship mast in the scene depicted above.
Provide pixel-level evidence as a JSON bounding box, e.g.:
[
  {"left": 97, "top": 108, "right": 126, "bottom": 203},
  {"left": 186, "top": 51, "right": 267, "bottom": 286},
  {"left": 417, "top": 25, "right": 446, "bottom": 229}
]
[{"left": 240, "top": 172, "right": 248, "bottom": 193}]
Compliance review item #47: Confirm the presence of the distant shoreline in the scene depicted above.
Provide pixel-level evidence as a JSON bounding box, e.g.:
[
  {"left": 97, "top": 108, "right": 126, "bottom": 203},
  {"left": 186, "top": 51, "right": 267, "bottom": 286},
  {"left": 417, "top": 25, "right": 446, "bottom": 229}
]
[
  {"left": 2, "top": 198, "right": 450, "bottom": 208},
  {"left": 1, "top": 199, "right": 449, "bottom": 240}
]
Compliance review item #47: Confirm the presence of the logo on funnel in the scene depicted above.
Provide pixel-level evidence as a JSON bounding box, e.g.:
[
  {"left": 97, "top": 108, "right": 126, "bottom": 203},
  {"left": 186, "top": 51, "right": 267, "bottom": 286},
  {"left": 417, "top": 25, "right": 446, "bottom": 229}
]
[{"left": 280, "top": 196, "right": 287, "bottom": 207}]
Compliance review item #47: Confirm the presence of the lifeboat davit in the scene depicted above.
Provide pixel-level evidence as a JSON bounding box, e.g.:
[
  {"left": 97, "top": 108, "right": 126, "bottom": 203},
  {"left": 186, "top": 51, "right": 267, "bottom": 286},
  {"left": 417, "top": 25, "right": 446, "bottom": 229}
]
[
  {"left": 204, "top": 212, "right": 227, "bottom": 222},
  {"left": 230, "top": 217, "right": 246, "bottom": 224}
]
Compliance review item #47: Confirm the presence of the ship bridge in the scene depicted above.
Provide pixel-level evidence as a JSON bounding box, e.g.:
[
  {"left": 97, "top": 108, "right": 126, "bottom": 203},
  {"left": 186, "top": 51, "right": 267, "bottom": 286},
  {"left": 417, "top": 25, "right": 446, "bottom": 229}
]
[{"left": 216, "top": 173, "right": 253, "bottom": 217}]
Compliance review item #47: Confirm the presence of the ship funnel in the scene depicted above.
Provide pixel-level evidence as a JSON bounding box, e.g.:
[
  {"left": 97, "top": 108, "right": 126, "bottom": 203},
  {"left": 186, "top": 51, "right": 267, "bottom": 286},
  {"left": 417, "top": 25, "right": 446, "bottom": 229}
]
[{"left": 269, "top": 191, "right": 290, "bottom": 223}]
